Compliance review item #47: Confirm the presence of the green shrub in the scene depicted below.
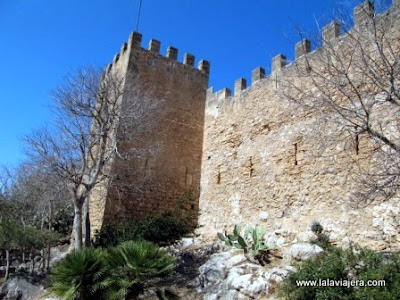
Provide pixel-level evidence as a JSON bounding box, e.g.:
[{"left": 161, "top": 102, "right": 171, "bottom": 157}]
[
  {"left": 309, "top": 221, "right": 332, "bottom": 250},
  {"left": 51, "top": 205, "right": 74, "bottom": 236},
  {"left": 92, "top": 220, "right": 139, "bottom": 248},
  {"left": 93, "top": 213, "right": 191, "bottom": 248},
  {"left": 102, "top": 240, "right": 176, "bottom": 299},
  {"left": 50, "top": 248, "right": 106, "bottom": 300},
  {"left": 135, "top": 213, "right": 190, "bottom": 246},
  {"left": 173, "top": 190, "right": 198, "bottom": 225},
  {"left": 311, "top": 221, "right": 323, "bottom": 235},
  {"left": 280, "top": 246, "right": 400, "bottom": 300},
  {"left": 92, "top": 190, "right": 196, "bottom": 248}
]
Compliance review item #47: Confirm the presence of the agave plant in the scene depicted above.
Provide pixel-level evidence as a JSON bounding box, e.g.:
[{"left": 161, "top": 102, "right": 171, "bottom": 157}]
[
  {"left": 102, "top": 240, "right": 176, "bottom": 299},
  {"left": 50, "top": 248, "right": 105, "bottom": 300}
]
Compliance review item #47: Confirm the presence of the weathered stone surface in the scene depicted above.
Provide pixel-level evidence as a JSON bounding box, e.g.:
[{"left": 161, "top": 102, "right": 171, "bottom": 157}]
[
  {"left": 197, "top": 5, "right": 400, "bottom": 251},
  {"left": 0, "top": 277, "right": 43, "bottom": 300},
  {"left": 89, "top": 2, "right": 400, "bottom": 254},
  {"left": 290, "top": 243, "right": 324, "bottom": 261},
  {"left": 89, "top": 32, "right": 209, "bottom": 235},
  {"left": 177, "top": 237, "right": 196, "bottom": 250},
  {"left": 49, "top": 246, "right": 69, "bottom": 266},
  {"left": 198, "top": 250, "right": 247, "bottom": 290},
  {"left": 259, "top": 211, "right": 269, "bottom": 221},
  {"left": 197, "top": 249, "right": 295, "bottom": 299},
  {"left": 372, "top": 201, "right": 400, "bottom": 243},
  {"left": 294, "top": 231, "right": 316, "bottom": 243}
]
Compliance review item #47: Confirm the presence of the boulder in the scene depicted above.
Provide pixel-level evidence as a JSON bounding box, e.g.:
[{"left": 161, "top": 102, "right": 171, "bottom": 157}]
[
  {"left": 49, "top": 245, "right": 69, "bottom": 266},
  {"left": 197, "top": 250, "right": 294, "bottom": 299},
  {"left": 0, "top": 276, "right": 44, "bottom": 300},
  {"left": 290, "top": 243, "right": 324, "bottom": 261},
  {"left": 177, "top": 238, "right": 195, "bottom": 250},
  {"left": 259, "top": 211, "right": 269, "bottom": 221}
]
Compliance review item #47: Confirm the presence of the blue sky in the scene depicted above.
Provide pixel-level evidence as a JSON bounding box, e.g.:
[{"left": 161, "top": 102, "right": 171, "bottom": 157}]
[{"left": 0, "top": 0, "right": 364, "bottom": 167}]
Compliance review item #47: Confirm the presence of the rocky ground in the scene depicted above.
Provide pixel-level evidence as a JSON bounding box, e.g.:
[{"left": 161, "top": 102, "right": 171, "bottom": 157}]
[
  {"left": 0, "top": 237, "right": 324, "bottom": 300},
  {"left": 137, "top": 238, "right": 324, "bottom": 300},
  {"left": 0, "top": 244, "right": 69, "bottom": 300}
]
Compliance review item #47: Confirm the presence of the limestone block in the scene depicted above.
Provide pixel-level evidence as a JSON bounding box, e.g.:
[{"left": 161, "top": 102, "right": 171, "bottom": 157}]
[{"left": 290, "top": 243, "right": 324, "bottom": 261}]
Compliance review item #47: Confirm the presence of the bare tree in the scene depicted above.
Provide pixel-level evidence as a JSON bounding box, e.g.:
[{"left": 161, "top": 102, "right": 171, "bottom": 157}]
[
  {"left": 24, "top": 65, "right": 161, "bottom": 249},
  {"left": 24, "top": 67, "right": 127, "bottom": 250},
  {"left": 11, "top": 162, "right": 72, "bottom": 267},
  {"left": 282, "top": 1, "right": 400, "bottom": 203},
  {"left": 0, "top": 166, "right": 12, "bottom": 201}
]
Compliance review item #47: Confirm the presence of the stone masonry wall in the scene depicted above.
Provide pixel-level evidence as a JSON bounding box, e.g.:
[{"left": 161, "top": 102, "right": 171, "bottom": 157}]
[
  {"left": 90, "top": 32, "right": 209, "bottom": 235},
  {"left": 197, "top": 1, "right": 400, "bottom": 251},
  {"left": 91, "top": 1, "right": 400, "bottom": 249}
]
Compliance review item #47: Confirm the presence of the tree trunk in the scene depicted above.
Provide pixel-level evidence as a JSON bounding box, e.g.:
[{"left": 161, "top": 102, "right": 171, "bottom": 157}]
[
  {"left": 30, "top": 251, "right": 35, "bottom": 275},
  {"left": 39, "top": 249, "right": 44, "bottom": 271},
  {"left": 74, "top": 204, "right": 83, "bottom": 250},
  {"left": 46, "top": 243, "right": 51, "bottom": 271},
  {"left": 47, "top": 199, "right": 52, "bottom": 270},
  {"left": 83, "top": 196, "right": 91, "bottom": 248},
  {"left": 5, "top": 249, "right": 10, "bottom": 280},
  {"left": 84, "top": 210, "right": 91, "bottom": 247}
]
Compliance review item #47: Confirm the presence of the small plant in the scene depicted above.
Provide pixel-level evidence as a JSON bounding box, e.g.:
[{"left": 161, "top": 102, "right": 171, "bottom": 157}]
[
  {"left": 311, "top": 221, "right": 323, "bottom": 235},
  {"left": 218, "top": 224, "right": 277, "bottom": 265},
  {"left": 310, "top": 221, "right": 332, "bottom": 250}
]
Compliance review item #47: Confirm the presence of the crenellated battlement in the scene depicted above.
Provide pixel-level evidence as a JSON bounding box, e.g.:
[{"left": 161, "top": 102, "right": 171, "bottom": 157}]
[
  {"left": 91, "top": 32, "right": 209, "bottom": 233},
  {"left": 92, "top": 0, "right": 400, "bottom": 250},
  {"left": 105, "top": 31, "right": 210, "bottom": 78},
  {"left": 198, "top": 0, "right": 400, "bottom": 247},
  {"left": 206, "top": 0, "right": 399, "bottom": 103}
]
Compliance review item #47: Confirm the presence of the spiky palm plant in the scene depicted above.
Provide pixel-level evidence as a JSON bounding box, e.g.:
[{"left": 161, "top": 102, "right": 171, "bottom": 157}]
[
  {"left": 50, "top": 248, "right": 105, "bottom": 300},
  {"left": 102, "top": 240, "right": 176, "bottom": 300}
]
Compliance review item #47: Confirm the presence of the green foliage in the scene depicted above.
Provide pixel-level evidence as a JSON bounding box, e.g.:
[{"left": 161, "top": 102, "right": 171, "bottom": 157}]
[
  {"left": 0, "top": 218, "right": 60, "bottom": 279},
  {"left": 135, "top": 213, "right": 190, "bottom": 246},
  {"left": 92, "top": 190, "right": 196, "bottom": 248},
  {"left": 311, "top": 221, "right": 323, "bottom": 235},
  {"left": 18, "top": 226, "right": 60, "bottom": 251},
  {"left": 312, "top": 233, "right": 331, "bottom": 249},
  {"left": 51, "top": 205, "right": 74, "bottom": 235},
  {"left": 102, "top": 240, "right": 176, "bottom": 299},
  {"left": 0, "top": 219, "right": 59, "bottom": 252},
  {"left": 173, "top": 190, "right": 198, "bottom": 225},
  {"left": 50, "top": 241, "right": 176, "bottom": 300},
  {"left": 93, "top": 212, "right": 191, "bottom": 248},
  {"left": 218, "top": 224, "right": 274, "bottom": 264},
  {"left": 309, "top": 222, "right": 332, "bottom": 250},
  {"left": 280, "top": 246, "right": 400, "bottom": 300},
  {"left": 50, "top": 248, "right": 106, "bottom": 300},
  {"left": 92, "top": 220, "right": 138, "bottom": 248},
  {"left": 0, "top": 219, "right": 20, "bottom": 250}
]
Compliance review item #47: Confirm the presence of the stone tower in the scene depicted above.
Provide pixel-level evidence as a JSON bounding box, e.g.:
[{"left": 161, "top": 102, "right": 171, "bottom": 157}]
[{"left": 89, "top": 31, "right": 210, "bottom": 234}]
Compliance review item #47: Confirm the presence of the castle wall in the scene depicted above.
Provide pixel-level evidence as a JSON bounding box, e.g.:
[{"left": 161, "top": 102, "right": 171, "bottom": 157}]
[
  {"left": 91, "top": 1, "right": 400, "bottom": 250},
  {"left": 90, "top": 32, "right": 209, "bottom": 234},
  {"left": 198, "top": 2, "right": 400, "bottom": 250}
]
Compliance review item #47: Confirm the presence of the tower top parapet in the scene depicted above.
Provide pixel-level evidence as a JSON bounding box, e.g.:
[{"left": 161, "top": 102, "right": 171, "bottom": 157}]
[
  {"left": 207, "top": 0, "right": 399, "bottom": 102},
  {"left": 106, "top": 31, "right": 210, "bottom": 77}
]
